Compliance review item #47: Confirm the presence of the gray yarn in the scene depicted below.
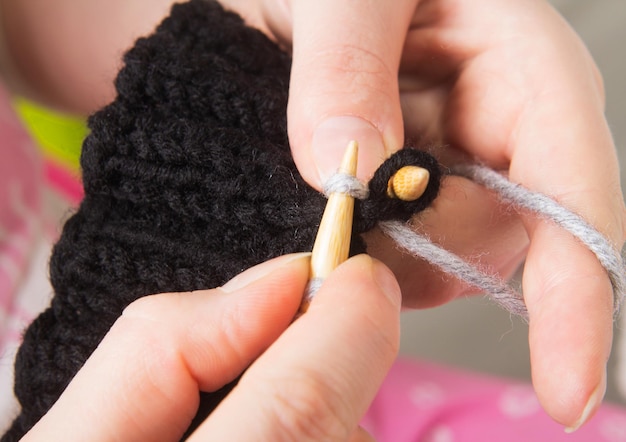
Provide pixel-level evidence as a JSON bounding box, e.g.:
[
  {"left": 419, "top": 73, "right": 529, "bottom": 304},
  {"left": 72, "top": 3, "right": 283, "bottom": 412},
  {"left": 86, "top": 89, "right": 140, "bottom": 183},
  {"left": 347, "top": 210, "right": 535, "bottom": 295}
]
[
  {"left": 323, "top": 173, "right": 370, "bottom": 199},
  {"left": 303, "top": 277, "right": 324, "bottom": 306},
  {"left": 452, "top": 164, "right": 626, "bottom": 317},
  {"left": 379, "top": 221, "right": 528, "bottom": 317},
  {"left": 305, "top": 166, "right": 625, "bottom": 320}
]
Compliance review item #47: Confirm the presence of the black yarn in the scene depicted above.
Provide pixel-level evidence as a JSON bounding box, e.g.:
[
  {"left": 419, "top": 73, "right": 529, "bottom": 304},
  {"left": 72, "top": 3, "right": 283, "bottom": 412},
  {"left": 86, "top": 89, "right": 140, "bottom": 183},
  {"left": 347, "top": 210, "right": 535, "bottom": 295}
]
[
  {"left": 2, "top": 1, "right": 441, "bottom": 440},
  {"left": 356, "top": 148, "right": 441, "bottom": 232}
]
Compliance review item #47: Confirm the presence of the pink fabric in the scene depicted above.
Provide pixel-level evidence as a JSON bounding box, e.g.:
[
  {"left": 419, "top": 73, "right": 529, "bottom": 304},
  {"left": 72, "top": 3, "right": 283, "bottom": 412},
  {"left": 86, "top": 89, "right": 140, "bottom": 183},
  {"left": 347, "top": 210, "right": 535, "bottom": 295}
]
[
  {"left": 43, "top": 160, "right": 83, "bottom": 206},
  {"left": 363, "top": 358, "right": 626, "bottom": 441},
  {"left": 0, "top": 84, "right": 76, "bottom": 431},
  {"left": 0, "top": 84, "right": 43, "bottom": 330}
]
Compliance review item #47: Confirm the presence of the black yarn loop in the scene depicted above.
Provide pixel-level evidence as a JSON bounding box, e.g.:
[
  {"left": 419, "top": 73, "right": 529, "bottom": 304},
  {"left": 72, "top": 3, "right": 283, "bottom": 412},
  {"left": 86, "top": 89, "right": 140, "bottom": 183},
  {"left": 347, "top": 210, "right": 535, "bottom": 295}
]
[{"left": 356, "top": 148, "right": 442, "bottom": 232}]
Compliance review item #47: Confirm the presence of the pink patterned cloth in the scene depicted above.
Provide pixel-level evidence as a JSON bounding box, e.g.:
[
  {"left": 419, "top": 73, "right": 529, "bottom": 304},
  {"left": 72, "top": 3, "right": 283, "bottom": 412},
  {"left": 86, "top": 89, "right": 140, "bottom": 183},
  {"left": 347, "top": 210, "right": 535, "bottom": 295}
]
[
  {"left": 0, "top": 86, "right": 42, "bottom": 318},
  {"left": 363, "top": 358, "right": 626, "bottom": 441},
  {"left": 0, "top": 83, "right": 71, "bottom": 432}
]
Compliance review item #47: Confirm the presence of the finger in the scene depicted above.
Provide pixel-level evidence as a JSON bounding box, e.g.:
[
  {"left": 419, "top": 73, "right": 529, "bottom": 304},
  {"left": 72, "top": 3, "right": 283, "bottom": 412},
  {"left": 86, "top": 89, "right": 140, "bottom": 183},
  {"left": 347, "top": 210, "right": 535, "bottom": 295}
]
[
  {"left": 287, "top": 0, "right": 419, "bottom": 189},
  {"left": 418, "top": 0, "right": 625, "bottom": 427},
  {"left": 192, "top": 255, "right": 401, "bottom": 441},
  {"left": 512, "top": 52, "right": 622, "bottom": 433},
  {"left": 23, "top": 253, "right": 310, "bottom": 442},
  {"left": 523, "top": 220, "right": 615, "bottom": 430},
  {"left": 494, "top": 3, "right": 625, "bottom": 429}
]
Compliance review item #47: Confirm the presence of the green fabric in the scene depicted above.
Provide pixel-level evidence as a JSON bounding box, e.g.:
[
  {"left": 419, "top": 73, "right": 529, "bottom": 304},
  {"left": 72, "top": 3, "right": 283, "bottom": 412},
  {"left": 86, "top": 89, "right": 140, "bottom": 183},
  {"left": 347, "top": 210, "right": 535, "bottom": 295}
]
[{"left": 13, "top": 97, "right": 86, "bottom": 170}]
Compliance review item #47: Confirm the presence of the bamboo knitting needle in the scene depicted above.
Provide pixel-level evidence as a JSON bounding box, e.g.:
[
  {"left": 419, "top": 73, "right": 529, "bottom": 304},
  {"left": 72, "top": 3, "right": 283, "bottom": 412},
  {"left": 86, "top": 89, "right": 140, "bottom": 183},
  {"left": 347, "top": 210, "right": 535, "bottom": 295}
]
[
  {"left": 300, "top": 140, "right": 359, "bottom": 313},
  {"left": 299, "top": 144, "right": 430, "bottom": 313}
]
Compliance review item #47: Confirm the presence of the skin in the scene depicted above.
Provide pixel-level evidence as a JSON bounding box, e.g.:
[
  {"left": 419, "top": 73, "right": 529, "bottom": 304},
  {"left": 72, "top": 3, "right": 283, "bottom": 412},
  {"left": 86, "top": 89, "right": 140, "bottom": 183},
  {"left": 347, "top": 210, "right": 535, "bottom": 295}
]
[
  {"left": 23, "top": 254, "right": 400, "bottom": 441},
  {"left": 2, "top": 0, "right": 624, "bottom": 432}
]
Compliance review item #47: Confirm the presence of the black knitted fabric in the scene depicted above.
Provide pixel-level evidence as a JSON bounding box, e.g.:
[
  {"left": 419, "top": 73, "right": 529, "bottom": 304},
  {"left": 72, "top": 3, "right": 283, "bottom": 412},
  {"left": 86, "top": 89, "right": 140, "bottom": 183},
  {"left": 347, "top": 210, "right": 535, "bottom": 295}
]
[{"left": 2, "top": 1, "right": 441, "bottom": 440}]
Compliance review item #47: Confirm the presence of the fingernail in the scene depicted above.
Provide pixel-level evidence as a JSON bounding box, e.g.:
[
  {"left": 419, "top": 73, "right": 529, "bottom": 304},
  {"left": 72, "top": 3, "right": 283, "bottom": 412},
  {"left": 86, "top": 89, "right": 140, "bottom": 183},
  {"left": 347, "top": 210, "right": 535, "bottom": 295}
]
[
  {"left": 221, "top": 253, "right": 311, "bottom": 293},
  {"left": 371, "top": 259, "right": 401, "bottom": 307},
  {"left": 564, "top": 375, "right": 607, "bottom": 433},
  {"left": 311, "top": 116, "right": 388, "bottom": 184}
]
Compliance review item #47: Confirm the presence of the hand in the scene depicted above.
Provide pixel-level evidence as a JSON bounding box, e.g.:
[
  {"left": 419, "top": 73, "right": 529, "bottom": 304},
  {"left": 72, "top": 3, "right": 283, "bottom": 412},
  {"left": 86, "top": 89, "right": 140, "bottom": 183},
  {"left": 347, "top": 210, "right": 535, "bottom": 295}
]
[
  {"left": 238, "top": 0, "right": 626, "bottom": 430},
  {"left": 4, "top": 0, "right": 624, "bottom": 431},
  {"left": 0, "top": 0, "right": 177, "bottom": 112},
  {"left": 22, "top": 254, "right": 401, "bottom": 441}
]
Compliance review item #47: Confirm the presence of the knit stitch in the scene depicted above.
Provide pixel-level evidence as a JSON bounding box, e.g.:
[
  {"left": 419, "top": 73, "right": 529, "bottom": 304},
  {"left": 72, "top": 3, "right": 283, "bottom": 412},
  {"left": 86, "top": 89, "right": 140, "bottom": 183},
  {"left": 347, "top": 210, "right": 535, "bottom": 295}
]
[{"left": 1, "top": 1, "right": 441, "bottom": 440}]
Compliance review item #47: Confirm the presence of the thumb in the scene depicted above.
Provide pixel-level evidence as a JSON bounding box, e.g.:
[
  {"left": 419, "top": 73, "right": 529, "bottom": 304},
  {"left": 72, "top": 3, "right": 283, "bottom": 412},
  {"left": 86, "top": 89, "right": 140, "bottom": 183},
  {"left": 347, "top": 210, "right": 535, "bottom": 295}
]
[{"left": 287, "top": 0, "right": 418, "bottom": 189}]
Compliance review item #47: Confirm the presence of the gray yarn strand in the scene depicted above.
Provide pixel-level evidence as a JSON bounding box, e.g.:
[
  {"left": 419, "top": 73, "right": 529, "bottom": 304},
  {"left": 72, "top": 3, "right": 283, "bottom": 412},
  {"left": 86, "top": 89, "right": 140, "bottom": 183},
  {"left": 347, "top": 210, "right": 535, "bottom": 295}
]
[
  {"left": 323, "top": 173, "right": 370, "bottom": 200},
  {"left": 307, "top": 167, "right": 625, "bottom": 320},
  {"left": 303, "top": 277, "right": 324, "bottom": 305},
  {"left": 379, "top": 220, "right": 528, "bottom": 318},
  {"left": 453, "top": 164, "right": 626, "bottom": 316}
]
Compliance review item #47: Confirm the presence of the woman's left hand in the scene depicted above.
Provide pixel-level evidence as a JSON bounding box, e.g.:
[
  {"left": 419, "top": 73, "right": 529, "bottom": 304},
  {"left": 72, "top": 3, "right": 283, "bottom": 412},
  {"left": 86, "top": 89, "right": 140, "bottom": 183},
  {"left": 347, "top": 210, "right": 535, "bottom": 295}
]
[{"left": 23, "top": 254, "right": 401, "bottom": 441}]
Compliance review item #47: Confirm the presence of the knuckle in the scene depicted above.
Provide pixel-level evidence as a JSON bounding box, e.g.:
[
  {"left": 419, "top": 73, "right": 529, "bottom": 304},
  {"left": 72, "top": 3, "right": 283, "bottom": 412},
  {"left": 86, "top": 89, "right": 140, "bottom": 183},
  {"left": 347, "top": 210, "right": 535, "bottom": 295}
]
[
  {"left": 122, "top": 292, "right": 177, "bottom": 321},
  {"left": 210, "top": 302, "right": 250, "bottom": 366},
  {"left": 118, "top": 293, "right": 181, "bottom": 358},
  {"left": 362, "top": 312, "right": 400, "bottom": 358},
  {"left": 251, "top": 372, "right": 354, "bottom": 441},
  {"left": 326, "top": 44, "right": 392, "bottom": 78},
  {"left": 115, "top": 296, "right": 187, "bottom": 395},
  {"left": 299, "top": 43, "right": 395, "bottom": 95}
]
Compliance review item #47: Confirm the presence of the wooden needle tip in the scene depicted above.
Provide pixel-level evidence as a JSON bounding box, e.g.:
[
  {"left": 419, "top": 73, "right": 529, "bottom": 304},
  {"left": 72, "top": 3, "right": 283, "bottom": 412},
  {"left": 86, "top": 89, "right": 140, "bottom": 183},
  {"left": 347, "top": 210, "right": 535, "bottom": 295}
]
[{"left": 339, "top": 140, "right": 359, "bottom": 175}]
